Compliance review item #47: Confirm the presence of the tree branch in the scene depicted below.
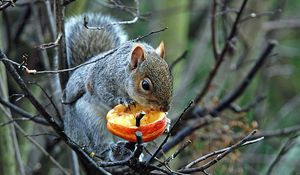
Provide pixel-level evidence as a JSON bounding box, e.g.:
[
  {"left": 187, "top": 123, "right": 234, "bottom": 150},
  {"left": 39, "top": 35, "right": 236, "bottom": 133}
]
[
  {"left": 195, "top": 0, "right": 249, "bottom": 104},
  {"left": 0, "top": 49, "right": 111, "bottom": 174},
  {"left": 0, "top": 96, "right": 49, "bottom": 125},
  {"left": 179, "top": 130, "right": 260, "bottom": 173},
  {"left": 147, "top": 101, "right": 194, "bottom": 163},
  {"left": 0, "top": 0, "right": 17, "bottom": 11},
  {"left": 184, "top": 137, "right": 264, "bottom": 169},
  {"left": 1, "top": 103, "right": 69, "bottom": 175},
  {"left": 211, "top": 0, "right": 219, "bottom": 60},
  {"left": 84, "top": 0, "right": 139, "bottom": 30},
  {"left": 54, "top": 0, "right": 68, "bottom": 90},
  {"left": 266, "top": 133, "right": 300, "bottom": 175},
  {"left": 211, "top": 40, "right": 277, "bottom": 115}
]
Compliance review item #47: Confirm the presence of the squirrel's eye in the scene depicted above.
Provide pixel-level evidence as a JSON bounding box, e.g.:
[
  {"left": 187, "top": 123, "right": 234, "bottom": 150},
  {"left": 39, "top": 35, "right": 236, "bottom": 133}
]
[{"left": 140, "top": 78, "right": 152, "bottom": 92}]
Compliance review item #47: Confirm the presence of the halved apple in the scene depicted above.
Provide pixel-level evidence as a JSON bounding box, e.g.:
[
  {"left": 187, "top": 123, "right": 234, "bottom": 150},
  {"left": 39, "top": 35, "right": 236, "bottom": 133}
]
[{"left": 106, "top": 104, "right": 167, "bottom": 142}]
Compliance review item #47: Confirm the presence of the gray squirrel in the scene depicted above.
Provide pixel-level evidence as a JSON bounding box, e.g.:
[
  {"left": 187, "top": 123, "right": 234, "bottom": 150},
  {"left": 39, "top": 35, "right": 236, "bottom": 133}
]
[{"left": 62, "top": 13, "right": 173, "bottom": 161}]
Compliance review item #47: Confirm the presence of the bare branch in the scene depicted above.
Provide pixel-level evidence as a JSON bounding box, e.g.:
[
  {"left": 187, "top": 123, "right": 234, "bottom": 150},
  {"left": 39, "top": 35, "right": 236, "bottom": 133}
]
[
  {"left": 0, "top": 96, "right": 49, "bottom": 125},
  {"left": 263, "top": 19, "right": 300, "bottom": 31},
  {"left": 266, "top": 133, "right": 300, "bottom": 175},
  {"left": 211, "top": 0, "right": 219, "bottom": 60},
  {"left": 160, "top": 116, "right": 218, "bottom": 159},
  {"left": 164, "top": 40, "right": 276, "bottom": 156},
  {"left": 37, "top": 33, "right": 62, "bottom": 50},
  {"left": 62, "top": 0, "right": 75, "bottom": 6},
  {"left": 0, "top": 49, "right": 111, "bottom": 174},
  {"left": 195, "top": 0, "right": 249, "bottom": 104},
  {"left": 211, "top": 40, "right": 277, "bottom": 115},
  {"left": 133, "top": 27, "right": 168, "bottom": 42},
  {"left": 147, "top": 101, "right": 194, "bottom": 163},
  {"left": 184, "top": 137, "right": 264, "bottom": 169},
  {"left": 54, "top": 0, "right": 68, "bottom": 90},
  {"left": 179, "top": 130, "right": 261, "bottom": 173},
  {"left": 239, "top": 11, "right": 278, "bottom": 23},
  {"left": 28, "top": 81, "right": 62, "bottom": 123},
  {"left": 1, "top": 104, "right": 70, "bottom": 175},
  {"left": 0, "top": 0, "right": 17, "bottom": 11},
  {"left": 0, "top": 27, "right": 167, "bottom": 75},
  {"left": 229, "top": 95, "right": 266, "bottom": 113},
  {"left": 159, "top": 140, "right": 192, "bottom": 166},
  {"left": 244, "top": 124, "right": 300, "bottom": 140},
  {"left": 84, "top": 0, "right": 139, "bottom": 30},
  {"left": 170, "top": 50, "right": 188, "bottom": 71},
  {"left": 24, "top": 132, "right": 59, "bottom": 138}
]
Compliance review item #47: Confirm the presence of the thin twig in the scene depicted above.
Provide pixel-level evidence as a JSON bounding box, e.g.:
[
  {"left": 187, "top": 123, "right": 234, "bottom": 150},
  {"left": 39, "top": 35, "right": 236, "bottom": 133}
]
[
  {"left": 0, "top": 117, "right": 43, "bottom": 127},
  {"left": 0, "top": 96, "right": 49, "bottom": 125},
  {"left": 239, "top": 11, "right": 277, "bottom": 23},
  {"left": 266, "top": 133, "right": 300, "bottom": 175},
  {"left": 13, "top": 5, "right": 31, "bottom": 43},
  {"left": 0, "top": 0, "right": 17, "bottom": 10},
  {"left": 0, "top": 49, "right": 111, "bottom": 175},
  {"left": 1, "top": 105, "right": 70, "bottom": 175},
  {"left": 179, "top": 130, "right": 259, "bottom": 173},
  {"left": 44, "top": 0, "right": 56, "bottom": 40},
  {"left": 228, "top": 95, "right": 266, "bottom": 113},
  {"left": 147, "top": 101, "right": 194, "bottom": 164},
  {"left": 1, "top": 105, "right": 26, "bottom": 175},
  {"left": 84, "top": 0, "right": 139, "bottom": 30},
  {"left": 62, "top": 0, "right": 75, "bottom": 6},
  {"left": 2, "top": 10, "right": 12, "bottom": 52},
  {"left": 184, "top": 137, "right": 264, "bottom": 168},
  {"left": 37, "top": 33, "right": 62, "bottom": 50},
  {"left": 211, "top": 0, "right": 219, "bottom": 60},
  {"left": 71, "top": 150, "right": 80, "bottom": 175},
  {"left": 159, "top": 140, "right": 192, "bottom": 166},
  {"left": 10, "top": 93, "right": 25, "bottom": 102},
  {"left": 11, "top": 124, "right": 26, "bottom": 175},
  {"left": 242, "top": 124, "right": 300, "bottom": 140},
  {"left": 24, "top": 132, "right": 59, "bottom": 138},
  {"left": 263, "top": 19, "right": 300, "bottom": 31},
  {"left": 0, "top": 27, "right": 167, "bottom": 75},
  {"left": 211, "top": 40, "right": 277, "bottom": 116},
  {"left": 54, "top": 0, "right": 68, "bottom": 90},
  {"left": 134, "top": 27, "right": 168, "bottom": 42},
  {"left": 28, "top": 81, "right": 63, "bottom": 124},
  {"left": 165, "top": 41, "right": 276, "bottom": 156},
  {"left": 160, "top": 116, "right": 218, "bottom": 159},
  {"left": 170, "top": 50, "right": 188, "bottom": 71},
  {"left": 30, "top": 1, "right": 51, "bottom": 69},
  {"left": 195, "top": 0, "right": 249, "bottom": 104},
  {"left": 97, "top": 0, "right": 137, "bottom": 17}
]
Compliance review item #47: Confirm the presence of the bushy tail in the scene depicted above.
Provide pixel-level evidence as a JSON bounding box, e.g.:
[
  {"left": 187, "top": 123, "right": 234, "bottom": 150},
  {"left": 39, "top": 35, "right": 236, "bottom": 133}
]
[{"left": 65, "top": 13, "right": 128, "bottom": 68}]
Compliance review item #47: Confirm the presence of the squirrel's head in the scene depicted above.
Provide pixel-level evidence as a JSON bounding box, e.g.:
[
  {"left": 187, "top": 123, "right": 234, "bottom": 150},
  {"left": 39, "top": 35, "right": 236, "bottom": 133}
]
[{"left": 127, "top": 42, "right": 173, "bottom": 112}]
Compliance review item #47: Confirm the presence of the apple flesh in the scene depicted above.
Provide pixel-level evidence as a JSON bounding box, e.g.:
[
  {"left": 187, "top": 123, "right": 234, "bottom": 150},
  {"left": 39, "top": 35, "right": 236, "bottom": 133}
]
[{"left": 106, "top": 104, "right": 167, "bottom": 142}]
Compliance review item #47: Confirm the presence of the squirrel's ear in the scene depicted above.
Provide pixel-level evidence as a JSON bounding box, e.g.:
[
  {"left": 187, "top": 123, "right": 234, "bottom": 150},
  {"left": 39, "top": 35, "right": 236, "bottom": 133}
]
[
  {"left": 155, "top": 41, "right": 165, "bottom": 59},
  {"left": 130, "top": 45, "right": 145, "bottom": 69}
]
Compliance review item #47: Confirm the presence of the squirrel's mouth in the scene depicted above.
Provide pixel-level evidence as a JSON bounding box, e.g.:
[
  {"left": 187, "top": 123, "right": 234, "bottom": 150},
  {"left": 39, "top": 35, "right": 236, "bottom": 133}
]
[
  {"left": 142, "top": 103, "right": 169, "bottom": 112},
  {"left": 131, "top": 95, "right": 170, "bottom": 112}
]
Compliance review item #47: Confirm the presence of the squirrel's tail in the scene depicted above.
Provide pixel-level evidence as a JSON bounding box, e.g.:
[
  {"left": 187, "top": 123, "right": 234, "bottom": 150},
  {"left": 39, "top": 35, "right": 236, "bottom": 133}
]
[{"left": 65, "top": 13, "right": 128, "bottom": 68}]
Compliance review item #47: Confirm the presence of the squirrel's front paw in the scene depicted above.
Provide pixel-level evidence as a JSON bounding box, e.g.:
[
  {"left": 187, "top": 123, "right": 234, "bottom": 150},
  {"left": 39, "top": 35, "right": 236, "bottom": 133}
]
[
  {"left": 118, "top": 98, "right": 136, "bottom": 108},
  {"left": 109, "top": 141, "right": 133, "bottom": 161}
]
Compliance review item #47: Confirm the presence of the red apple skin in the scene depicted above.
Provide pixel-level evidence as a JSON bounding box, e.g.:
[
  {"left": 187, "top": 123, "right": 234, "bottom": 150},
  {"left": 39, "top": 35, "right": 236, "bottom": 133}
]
[{"left": 107, "top": 115, "right": 167, "bottom": 142}]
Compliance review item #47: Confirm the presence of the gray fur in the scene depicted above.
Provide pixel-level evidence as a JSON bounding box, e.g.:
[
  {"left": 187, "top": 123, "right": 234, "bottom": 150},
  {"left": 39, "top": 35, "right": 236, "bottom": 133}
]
[
  {"left": 65, "top": 13, "right": 127, "bottom": 68},
  {"left": 63, "top": 13, "right": 173, "bottom": 161}
]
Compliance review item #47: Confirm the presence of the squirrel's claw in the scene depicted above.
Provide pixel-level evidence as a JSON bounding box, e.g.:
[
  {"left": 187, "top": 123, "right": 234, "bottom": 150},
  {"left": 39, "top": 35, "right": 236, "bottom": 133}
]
[{"left": 119, "top": 98, "right": 136, "bottom": 109}]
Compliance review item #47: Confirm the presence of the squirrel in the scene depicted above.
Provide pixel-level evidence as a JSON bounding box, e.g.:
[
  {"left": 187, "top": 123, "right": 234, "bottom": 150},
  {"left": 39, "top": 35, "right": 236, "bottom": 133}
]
[{"left": 62, "top": 13, "right": 173, "bottom": 161}]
